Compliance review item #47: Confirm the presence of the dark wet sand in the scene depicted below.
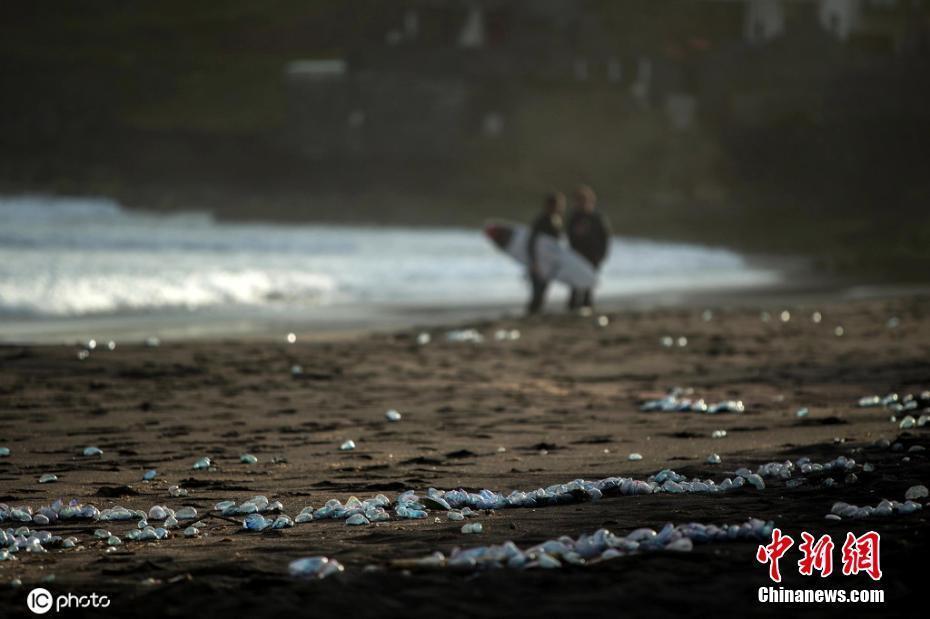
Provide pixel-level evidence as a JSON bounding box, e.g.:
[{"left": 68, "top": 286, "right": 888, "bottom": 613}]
[{"left": 1, "top": 295, "right": 929, "bottom": 617}]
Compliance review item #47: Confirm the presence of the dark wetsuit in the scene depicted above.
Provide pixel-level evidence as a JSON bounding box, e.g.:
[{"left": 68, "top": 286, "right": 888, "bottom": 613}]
[
  {"left": 526, "top": 212, "right": 563, "bottom": 314},
  {"left": 566, "top": 209, "right": 610, "bottom": 309}
]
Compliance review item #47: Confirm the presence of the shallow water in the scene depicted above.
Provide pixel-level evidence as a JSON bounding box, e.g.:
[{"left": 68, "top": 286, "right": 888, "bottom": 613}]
[{"left": 0, "top": 194, "right": 779, "bottom": 340}]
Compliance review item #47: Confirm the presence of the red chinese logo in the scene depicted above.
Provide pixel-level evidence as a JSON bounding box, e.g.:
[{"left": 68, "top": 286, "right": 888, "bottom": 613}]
[{"left": 757, "top": 529, "right": 882, "bottom": 582}]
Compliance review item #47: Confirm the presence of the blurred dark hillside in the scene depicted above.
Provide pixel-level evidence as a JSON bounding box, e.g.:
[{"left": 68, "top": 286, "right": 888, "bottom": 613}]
[{"left": 2, "top": 0, "right": 930, "bottom": 278}]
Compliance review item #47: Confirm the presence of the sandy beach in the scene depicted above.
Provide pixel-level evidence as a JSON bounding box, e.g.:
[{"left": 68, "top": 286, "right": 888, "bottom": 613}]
[{"left": 1, "top": 292, "right": 928, "bottom": 617}]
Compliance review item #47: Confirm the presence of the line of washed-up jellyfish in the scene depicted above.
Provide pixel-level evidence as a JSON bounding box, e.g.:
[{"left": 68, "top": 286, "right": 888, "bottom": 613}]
[
  {"left": 827, "top": 499, "right": 923, "bottom": 521},
  {"left": 406, "top": 519, "right": 776, "bottom": 571},
  {"left": 0, "top": 452, "right": 897, "bottom": 560},
  {"left": 640, "top": 388, "right": 745, "bottom": 414}
]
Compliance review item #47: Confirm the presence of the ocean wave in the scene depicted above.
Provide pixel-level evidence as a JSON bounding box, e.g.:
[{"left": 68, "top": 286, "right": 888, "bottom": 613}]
[
  {"left": 0, "top": 268, "right": 335, "bottom": 317},
  {"left": 0, "top": 194, "right": 778, "bottom": 318}
]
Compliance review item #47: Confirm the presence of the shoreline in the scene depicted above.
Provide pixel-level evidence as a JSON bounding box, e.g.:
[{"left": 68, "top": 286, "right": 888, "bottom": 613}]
[
  {"left": 2, "top": 275, "right": 927, "bottom": 345},
  {"left": 1, "top": 193, "right": 800, "bottom": 345}
]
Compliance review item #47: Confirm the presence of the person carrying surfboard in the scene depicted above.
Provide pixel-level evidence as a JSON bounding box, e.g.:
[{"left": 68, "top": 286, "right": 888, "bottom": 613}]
[
  {"left": 566, "top": 185, "right": 610, "bottom": 311},
  {"left": 526, "top": 192, "right": 566, "bottom": 314}
]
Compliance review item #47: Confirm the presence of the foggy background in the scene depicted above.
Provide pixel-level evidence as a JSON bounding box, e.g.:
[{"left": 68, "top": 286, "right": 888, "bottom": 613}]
[{"left": 2, "top": 0, "right": 929, "bottom": 278}]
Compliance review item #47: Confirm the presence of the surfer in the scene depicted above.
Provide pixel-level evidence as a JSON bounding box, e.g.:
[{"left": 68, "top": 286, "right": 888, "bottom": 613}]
[
  {"left": 526, "top": 192, "right": 566, "bottom": 314},
  {"left": 566, "top": 185, "right": 610, "bottom": 310}
]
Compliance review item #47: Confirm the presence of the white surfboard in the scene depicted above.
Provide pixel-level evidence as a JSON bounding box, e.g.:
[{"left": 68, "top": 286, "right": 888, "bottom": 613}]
[{"left": 484, "top": 220, "right": 597, "bottom": 288}]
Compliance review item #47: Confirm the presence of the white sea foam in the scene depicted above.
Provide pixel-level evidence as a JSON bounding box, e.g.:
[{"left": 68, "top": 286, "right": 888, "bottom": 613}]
[{"left": 0, "top": 194, "right": 779, "bottom": 319}]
